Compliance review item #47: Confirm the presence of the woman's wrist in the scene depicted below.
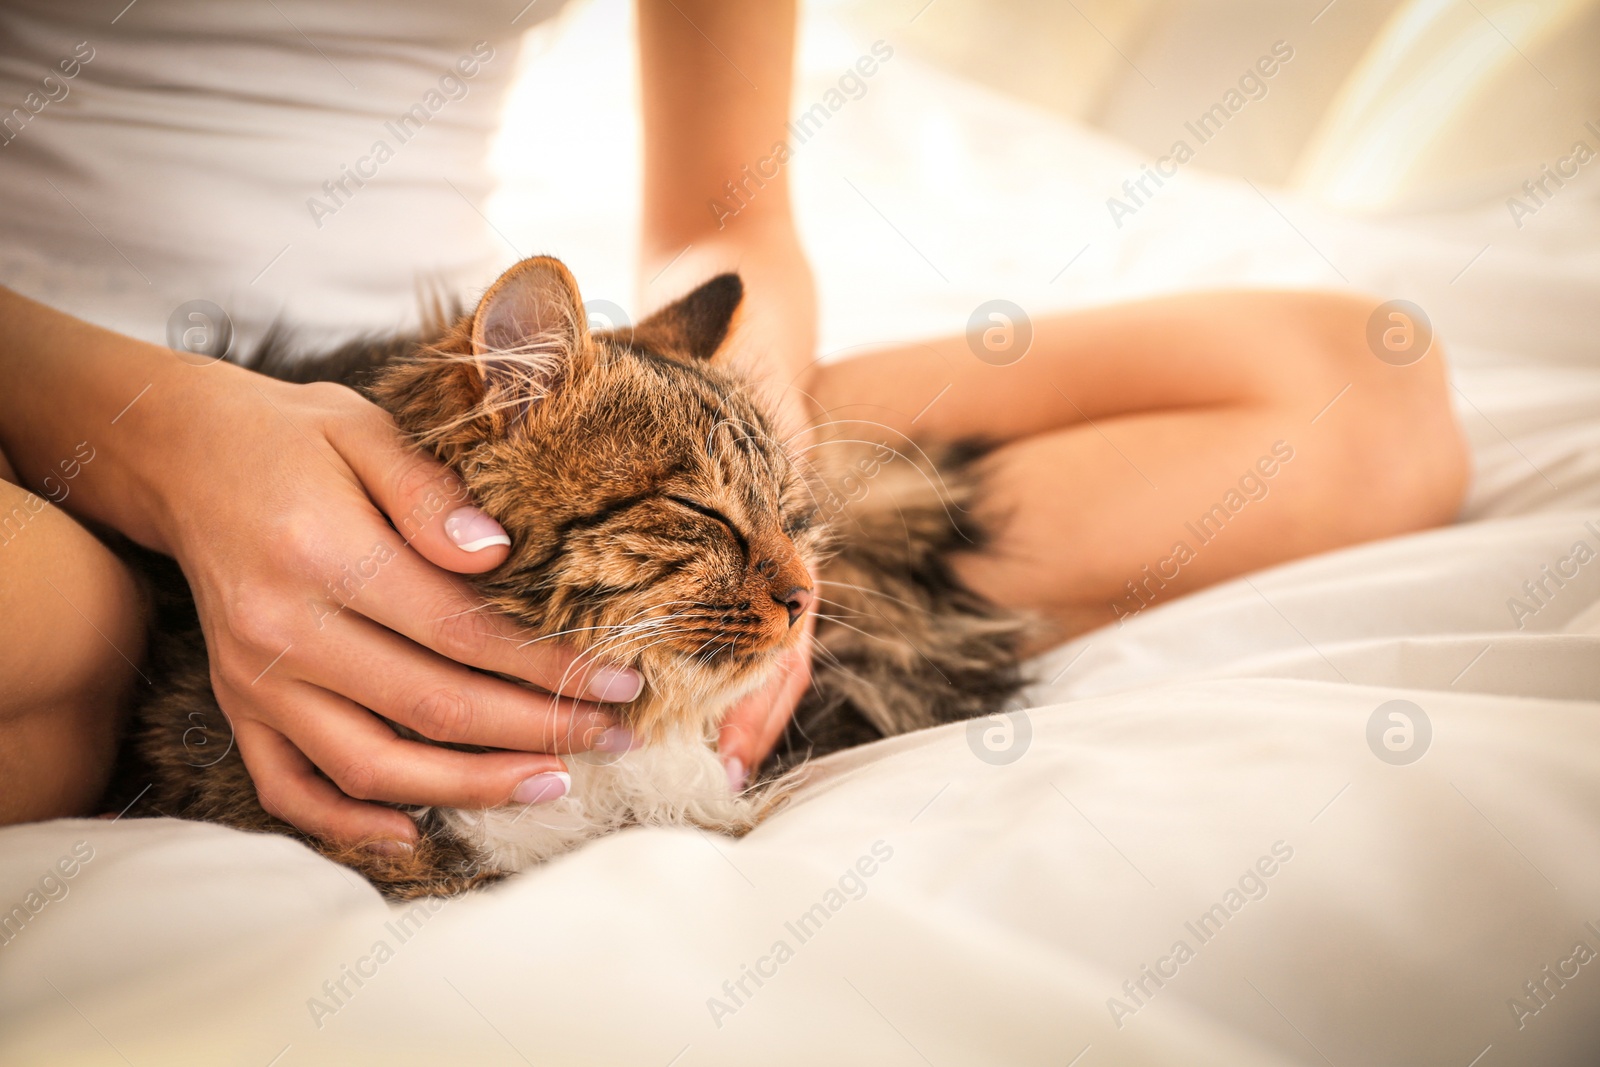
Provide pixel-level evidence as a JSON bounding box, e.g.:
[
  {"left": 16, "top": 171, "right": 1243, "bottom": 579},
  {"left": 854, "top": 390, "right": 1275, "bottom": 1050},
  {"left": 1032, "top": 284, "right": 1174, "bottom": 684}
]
[
  {"left": 0, "top": 286, "right": 228, "bottom": 554},
  {"left": 110, "top": 355, "right": 260, "bottom": 557},
  {"left": 640, "top": 214, "right": 819, "bottom": 413}
]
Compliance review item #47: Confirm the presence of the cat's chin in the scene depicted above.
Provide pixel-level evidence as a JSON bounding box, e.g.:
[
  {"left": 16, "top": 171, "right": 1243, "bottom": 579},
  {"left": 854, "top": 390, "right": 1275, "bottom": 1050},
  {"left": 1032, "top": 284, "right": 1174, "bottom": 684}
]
[
  {"left": 435, "top": 648, "right": 796, "bottom": 873},
  {"left": 625, "top": 650, "right": 786, "bottom": 742},
  {"left": 433, "top": 728, "right": 775, "bottom": 874}
]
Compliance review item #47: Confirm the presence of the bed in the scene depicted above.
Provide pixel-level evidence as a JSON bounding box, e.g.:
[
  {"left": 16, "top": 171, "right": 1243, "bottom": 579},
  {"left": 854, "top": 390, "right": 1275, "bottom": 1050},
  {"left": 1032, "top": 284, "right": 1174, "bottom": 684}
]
[{"left": 3, "top": 2, "right": 1599, "bottom": 1063}]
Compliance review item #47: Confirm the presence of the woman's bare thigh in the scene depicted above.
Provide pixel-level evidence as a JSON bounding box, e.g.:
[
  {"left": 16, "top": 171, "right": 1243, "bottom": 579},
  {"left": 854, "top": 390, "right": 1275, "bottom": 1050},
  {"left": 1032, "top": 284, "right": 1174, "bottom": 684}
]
[{"left": 0, "top": 449, "right": 147, "bottom": 824}]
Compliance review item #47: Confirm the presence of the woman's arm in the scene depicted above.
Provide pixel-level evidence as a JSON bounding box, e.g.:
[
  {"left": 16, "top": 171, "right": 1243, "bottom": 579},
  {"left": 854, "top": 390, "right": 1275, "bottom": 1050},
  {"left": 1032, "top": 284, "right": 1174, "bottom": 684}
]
[
  {"left": 808, "top": 290, "right": 1470, "bottom": 640},
  {"left": 635, "top": 0, "right": 815, "bottom": 397},
  {"left": 0, "top": 287, "right": 640, "bottom": 844}
]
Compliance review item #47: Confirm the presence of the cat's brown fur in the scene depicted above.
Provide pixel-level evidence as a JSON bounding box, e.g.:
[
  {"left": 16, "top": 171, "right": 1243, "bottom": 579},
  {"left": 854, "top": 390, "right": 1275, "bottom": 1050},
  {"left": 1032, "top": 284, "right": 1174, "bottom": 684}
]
[{"left": 111, "top": 256, "right": 1026, "bottom": 897}]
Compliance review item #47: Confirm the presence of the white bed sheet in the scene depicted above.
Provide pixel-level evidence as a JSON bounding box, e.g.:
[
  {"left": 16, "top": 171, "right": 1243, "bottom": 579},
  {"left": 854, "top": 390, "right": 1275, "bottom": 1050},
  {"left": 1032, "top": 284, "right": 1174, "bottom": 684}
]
[{"left": 4, "top": 25, "right": 1600, "bottom": 1067}]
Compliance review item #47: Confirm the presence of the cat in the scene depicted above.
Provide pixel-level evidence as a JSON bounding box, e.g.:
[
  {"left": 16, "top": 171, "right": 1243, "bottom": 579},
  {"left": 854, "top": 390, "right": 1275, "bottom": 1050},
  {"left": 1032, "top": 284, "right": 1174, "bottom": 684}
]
[{"left": 112, "top": 256, "right": 1026, "bottom": 898}]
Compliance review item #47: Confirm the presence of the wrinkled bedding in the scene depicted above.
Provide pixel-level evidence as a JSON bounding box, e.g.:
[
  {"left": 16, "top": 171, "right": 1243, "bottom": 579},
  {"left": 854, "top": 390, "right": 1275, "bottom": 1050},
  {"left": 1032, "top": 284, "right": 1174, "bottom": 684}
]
[{"left": 4, "top": 14, "right": 1600, "bottom": 1065}]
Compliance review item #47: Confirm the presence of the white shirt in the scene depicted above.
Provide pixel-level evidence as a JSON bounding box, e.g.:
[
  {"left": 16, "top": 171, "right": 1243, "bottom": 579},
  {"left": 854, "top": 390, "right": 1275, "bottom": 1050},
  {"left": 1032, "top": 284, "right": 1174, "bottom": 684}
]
[{"left": 0, "top": 0, "right": 568, "bottom": 353}]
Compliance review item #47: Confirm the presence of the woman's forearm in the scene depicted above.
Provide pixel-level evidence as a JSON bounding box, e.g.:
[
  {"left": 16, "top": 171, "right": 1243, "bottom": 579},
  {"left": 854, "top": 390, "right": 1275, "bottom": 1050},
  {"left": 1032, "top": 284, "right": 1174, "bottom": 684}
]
[
  {"left": 0, "top": 285, "right": 211, "bottom": 552},
  {"left": 634, "top": 0, "right": 816, "bottom": 396},
  {"left": 635, "top": 0, "right": 799, "bottom": 257},
  {"left": 806, "top": 290, "right": 1413, "bottom": 444}
]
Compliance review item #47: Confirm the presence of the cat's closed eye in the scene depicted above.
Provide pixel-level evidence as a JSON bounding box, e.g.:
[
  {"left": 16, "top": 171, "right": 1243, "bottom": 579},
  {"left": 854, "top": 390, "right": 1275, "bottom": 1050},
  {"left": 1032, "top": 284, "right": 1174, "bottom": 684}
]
[{"left": 665, "top": 495, "right": 750, "bottom": 557}]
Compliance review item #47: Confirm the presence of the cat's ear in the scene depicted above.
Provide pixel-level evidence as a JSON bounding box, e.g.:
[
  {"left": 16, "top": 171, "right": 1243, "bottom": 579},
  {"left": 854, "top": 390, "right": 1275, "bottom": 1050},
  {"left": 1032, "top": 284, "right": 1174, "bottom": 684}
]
[
  {"left": 369, "top": 256, "right": 591, "bottom": 459},
  {"left": 621, "top": 273, "right": 743, "bottom": 362},
  {"left": 470, "top": 255, "right": 594, "bottom": 398}
]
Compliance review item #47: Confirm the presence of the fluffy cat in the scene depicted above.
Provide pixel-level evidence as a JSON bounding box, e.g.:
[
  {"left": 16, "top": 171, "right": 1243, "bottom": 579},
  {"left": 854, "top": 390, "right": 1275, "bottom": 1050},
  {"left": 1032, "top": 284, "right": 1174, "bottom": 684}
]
[{"left": 113, "top": 256, "right": 1025, "bottom": 898}]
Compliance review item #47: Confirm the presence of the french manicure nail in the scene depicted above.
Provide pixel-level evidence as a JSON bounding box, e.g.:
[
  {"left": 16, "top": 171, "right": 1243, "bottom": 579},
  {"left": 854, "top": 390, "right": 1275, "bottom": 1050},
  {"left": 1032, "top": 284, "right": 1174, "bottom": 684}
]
[
  {"left": 444, "top": 506, "right": 511, "bottom": 553},
  {"left": 512, "top": 771, "right": 570, "bottom": 805},
  {"left": 591, "top": 725, "right": 637, "bottom": 753},
  {"left": 584, "top": 666, "right": 644, "bottom": 703},
  {"left": 725, "top": 757, "right": 747, "bottom": 794}
]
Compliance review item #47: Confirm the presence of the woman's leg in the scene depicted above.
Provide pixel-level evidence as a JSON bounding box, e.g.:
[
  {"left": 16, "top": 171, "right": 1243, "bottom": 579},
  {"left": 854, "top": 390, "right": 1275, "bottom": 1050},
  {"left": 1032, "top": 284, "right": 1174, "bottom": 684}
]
[
  {"left": 0, "top": 447, "right": 146, "bottom": 824},
  {"left": 807, "top": 290, "right": 1469, "bottom": 644}
]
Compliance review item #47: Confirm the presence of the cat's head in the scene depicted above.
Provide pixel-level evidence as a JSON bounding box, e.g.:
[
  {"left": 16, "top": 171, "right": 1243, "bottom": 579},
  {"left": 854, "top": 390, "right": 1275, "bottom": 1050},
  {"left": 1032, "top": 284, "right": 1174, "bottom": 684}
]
[{"left": 373, "top": 256, "right": 824, "bottom": 740}]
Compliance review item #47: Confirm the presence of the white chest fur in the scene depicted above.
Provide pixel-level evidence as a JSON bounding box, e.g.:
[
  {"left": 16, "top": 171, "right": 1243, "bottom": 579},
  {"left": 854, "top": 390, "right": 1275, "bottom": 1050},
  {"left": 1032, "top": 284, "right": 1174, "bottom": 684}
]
[{"left": 432, "top": 733, "right": 764, "bottom": 872}]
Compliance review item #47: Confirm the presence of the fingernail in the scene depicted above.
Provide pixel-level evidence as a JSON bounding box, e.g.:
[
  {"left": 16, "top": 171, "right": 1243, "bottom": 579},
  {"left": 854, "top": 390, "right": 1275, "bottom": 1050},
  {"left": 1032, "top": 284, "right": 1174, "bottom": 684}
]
[
  {"left": 512, "top": 770, "right": 570, "bottom": 805},
  {"left": 364, "top": 839, "right": 414, "bottom": 858},
  {"left": 583, "top": 666, "right": 644, "bottom": 703},
  {"left": 592, "top": 726, "right": 637, "bottom": 753},
  {"left": 725, "top": 756, "right": 747, "bottom": 794},
  {"left": 444, "top": 506, "right": 511, "bottom": 553}
]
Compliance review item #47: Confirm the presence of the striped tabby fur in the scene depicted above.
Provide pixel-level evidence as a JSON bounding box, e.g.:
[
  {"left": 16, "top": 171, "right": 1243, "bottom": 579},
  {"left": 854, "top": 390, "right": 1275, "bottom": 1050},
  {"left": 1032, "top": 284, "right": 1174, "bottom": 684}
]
[{"left": 112, "top": 256, "right": 1026, "bottom": 898}]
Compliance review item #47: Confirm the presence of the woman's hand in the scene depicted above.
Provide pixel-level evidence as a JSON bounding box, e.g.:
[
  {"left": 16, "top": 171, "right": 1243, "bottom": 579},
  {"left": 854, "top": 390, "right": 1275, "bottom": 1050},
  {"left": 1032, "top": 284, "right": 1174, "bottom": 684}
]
[
  {"left": 718, "top": 604, "right": 815, "bottom": 790},
  {"left": 145, "top": 365, "right": 643, "bottom": 850},
  {"left": 0, "top": 287, "right": 642, "bottom": 853}
]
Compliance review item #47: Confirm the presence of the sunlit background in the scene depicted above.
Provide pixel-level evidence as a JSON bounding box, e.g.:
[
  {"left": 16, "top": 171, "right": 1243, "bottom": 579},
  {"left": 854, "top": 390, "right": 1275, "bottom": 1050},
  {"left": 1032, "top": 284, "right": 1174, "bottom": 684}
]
[{"left": 489, "top": 0, "right": 1600, "bottom": 354}]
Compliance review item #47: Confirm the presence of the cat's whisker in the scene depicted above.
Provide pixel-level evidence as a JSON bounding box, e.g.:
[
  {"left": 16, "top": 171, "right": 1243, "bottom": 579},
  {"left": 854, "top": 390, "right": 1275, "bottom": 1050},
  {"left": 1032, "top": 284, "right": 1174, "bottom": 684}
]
[
  {"left": 806, "top": 642, "right": 859, "bottom": 680},
  {"left": 798, "top": 437, "right": 978, "bottom": 545},
  {"left": 510, "top": 599, "right": 703, "bottom": 651},
  {"left": 791, "top": 417, "right": 969, "bottom": 500},
  {"left": 554, "top": 623, "right": 700, "bottom": 678},
  {"left": 808, "top": 611, "right": 871, "bottom": 627},
  {"left": 431, "top": 601, "right": 498, "bottom": 625},
  {"left": 809, "top": 613, "right": 896, "bottom": 647},
  {"left": 796, "top": 434, "right": 958, "bottom": 497},
  {"left": 515, "top": 610, "right": 698, "bottom": 650},
  {"left": 814, "top": 579, "right": 925, "bottom": 613},
  {"left": 787, "top": 414, "right": 926, "bottom": 449},
  {"left": 778, "top": 409, "right": 914, "bottom": 449},
  {"left": 540, "top": 628, "right": 706, "bottom": 717},
  {"left": 811, "top": 594, "right": 876, "bottom": 619}
]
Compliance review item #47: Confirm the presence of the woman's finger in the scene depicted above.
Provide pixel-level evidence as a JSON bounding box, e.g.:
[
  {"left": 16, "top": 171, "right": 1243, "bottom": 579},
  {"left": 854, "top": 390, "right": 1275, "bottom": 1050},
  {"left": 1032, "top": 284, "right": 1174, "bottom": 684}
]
[
  {"left": 329, "top": 398, "right": 513, "bottom": 575},
  {"left": 233, "top": 718, "right": 420, "bottom": 851},
  {"left": 719, "top": 613, "right": 815, "bottom": 787},
  {"left": 301, "top": 610, "right": 630, "bottom": 754},
  {"left": 335, "top": 536, "right": 644, "bottom": 705},
  {"left": 268, "top": 680, "right": 571, "bottom": 810}
]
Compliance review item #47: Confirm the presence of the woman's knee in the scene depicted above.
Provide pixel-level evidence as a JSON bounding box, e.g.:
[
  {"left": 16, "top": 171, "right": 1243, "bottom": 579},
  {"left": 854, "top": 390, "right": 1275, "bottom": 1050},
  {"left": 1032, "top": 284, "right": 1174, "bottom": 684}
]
[{"left": 0, "top": 468, "right": 147, "bottom": 822}]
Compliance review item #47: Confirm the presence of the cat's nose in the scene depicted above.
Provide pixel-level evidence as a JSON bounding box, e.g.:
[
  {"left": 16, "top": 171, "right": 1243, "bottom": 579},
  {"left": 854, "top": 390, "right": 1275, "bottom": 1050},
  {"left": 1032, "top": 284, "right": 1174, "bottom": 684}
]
[{"left": 775, "top": 585, "right": 812, "bottom": 627}]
